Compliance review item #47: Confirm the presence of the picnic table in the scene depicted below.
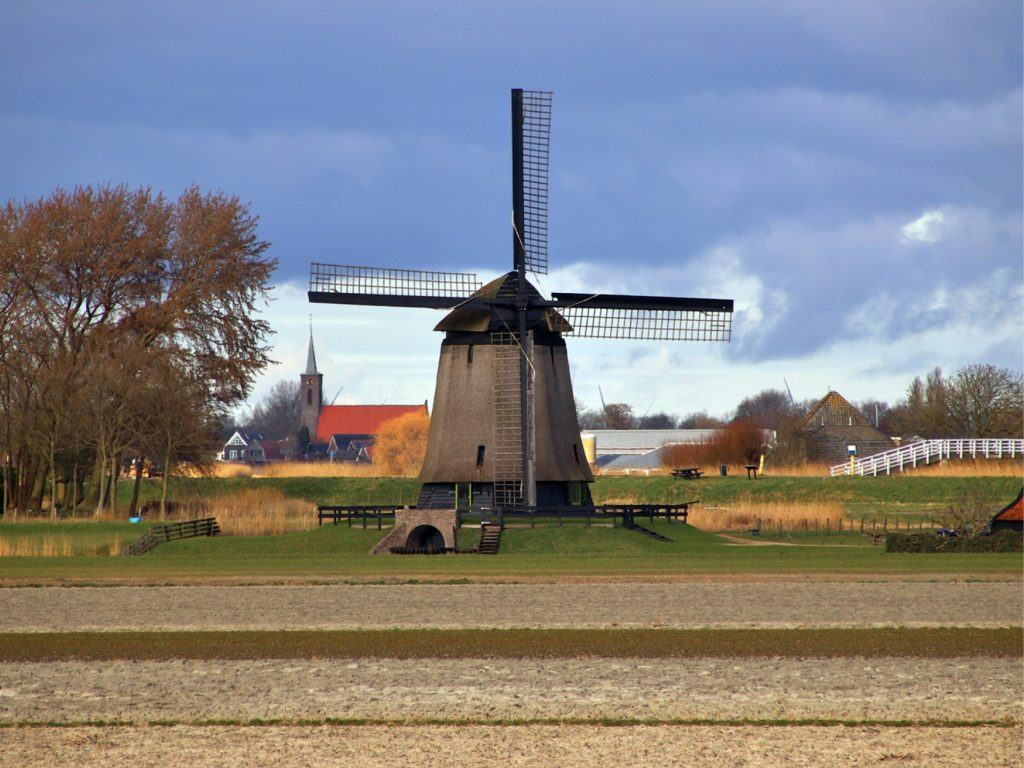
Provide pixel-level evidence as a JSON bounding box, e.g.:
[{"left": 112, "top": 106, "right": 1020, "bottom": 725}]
[
  {"left": 671, "top": 467, "right": 703, "bottom": 480},
  {"left": 744, "top": 464, "right": 759, "bottom": 479}
]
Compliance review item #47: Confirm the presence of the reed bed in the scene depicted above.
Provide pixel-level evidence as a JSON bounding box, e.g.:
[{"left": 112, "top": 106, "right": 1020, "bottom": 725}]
[
  {"left": 0, "top": 535, "right": 72, "bottom": 557},
  {"left": 896, "top": 459, "right": 1023, "bottom": 478},
  {"left": 686, "top": 501, "right": 848, "bottom": 531},
  {"left": 209, "top": 461, "right": 384, "bottom": 479},
  {"left": 203, "top": 489, "right": 317, "bottom": 536}
]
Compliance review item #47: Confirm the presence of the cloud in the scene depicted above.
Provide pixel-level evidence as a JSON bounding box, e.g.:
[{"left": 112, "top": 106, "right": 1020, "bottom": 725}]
[{"left": 900, "top": 209, "right": 946, "bottom": 244}]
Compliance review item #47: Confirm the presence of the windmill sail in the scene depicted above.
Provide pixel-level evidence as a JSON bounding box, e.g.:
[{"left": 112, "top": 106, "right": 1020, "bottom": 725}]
[
  {"left": 513, "top": 90, "right": 552, "bottom": 276},
  {"left": 550, "top": 292, "right": 733, "bottom": 341},
  {"left": 308, "top": 263, "right": 481, "bottom": 308}
]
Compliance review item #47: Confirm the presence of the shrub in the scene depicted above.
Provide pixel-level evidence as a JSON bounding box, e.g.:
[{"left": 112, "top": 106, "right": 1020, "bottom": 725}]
[
  {"left": 885, "top": 530, "right": 1023, "bottom": 553},
  {"left": 372, "top": 411, "right": 431, "bottom": 477}
]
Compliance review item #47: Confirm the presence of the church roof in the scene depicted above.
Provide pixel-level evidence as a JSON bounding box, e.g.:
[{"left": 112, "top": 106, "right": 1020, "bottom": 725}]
[
  {"left": 314, "top": 404, "right": 427, "bottom": 444},
  {"left": 305, "top": 332, "right": 318, "bottom": 374}
]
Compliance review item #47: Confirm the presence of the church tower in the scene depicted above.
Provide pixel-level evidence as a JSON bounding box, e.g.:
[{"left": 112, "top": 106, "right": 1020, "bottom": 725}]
[{"left": 300, "top": 331, "right": 323, "bottom": 439}]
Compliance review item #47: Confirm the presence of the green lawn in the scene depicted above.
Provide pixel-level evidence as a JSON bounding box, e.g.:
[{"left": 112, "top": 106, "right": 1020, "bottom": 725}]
[
  {"left": 0, "top": 519, "right": 1019, "bottom": 582},
  {"left": 107, "top": 473, "right": 1022, "bottom": 511},
  {"left": 0, "top": 474, "right": 1019, "bottom": 582}
]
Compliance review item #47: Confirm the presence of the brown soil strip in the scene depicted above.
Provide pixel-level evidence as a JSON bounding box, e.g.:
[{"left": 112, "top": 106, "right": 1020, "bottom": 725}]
[
  {"left": 2, "top": 572, "right": 1019, "bottom": 586},
  {"left": 3, "top": 581, "right": 1020, "bottom": 631},
  {"left": 0, "top": 628, "right": 1018, "bottom": 661},
  {"left": 2, "top": 658, "right": 1018, "bottom": 723},
  {"left": 1, "top": 725, "right": 1020, "bottom": 767}
]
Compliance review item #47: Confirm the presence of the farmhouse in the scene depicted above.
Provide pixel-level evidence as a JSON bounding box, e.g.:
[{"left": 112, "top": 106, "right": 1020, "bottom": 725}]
[
  {"left": 300, "top": 333, "right": 428, "bottom": 461},
  {"left": 220, "top": 431, "right": 268, "bottom": 463},
  {"left": 802, "top": 390, "right": 893, "bottom": 464}
]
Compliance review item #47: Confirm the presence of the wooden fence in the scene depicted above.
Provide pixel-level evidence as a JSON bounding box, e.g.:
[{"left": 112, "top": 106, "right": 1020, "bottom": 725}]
[{"left": 122, "top": 517, "right": 220, "bottom": 556}]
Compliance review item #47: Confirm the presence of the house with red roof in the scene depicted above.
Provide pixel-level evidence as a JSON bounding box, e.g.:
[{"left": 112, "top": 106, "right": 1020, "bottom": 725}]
[
  {"left": 299, "top": 333, "right": 428, "bottom": 462},
  {"left": 990, "top": 488, "right": 1023, "bottom": 533}
]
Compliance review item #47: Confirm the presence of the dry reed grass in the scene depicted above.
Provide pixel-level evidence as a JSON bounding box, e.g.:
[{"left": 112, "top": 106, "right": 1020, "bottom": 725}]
[
  {"left": 687, "top": 501, "right": 848, "bottom": 531},
  {"left": 895, "top": 459, "right": 1023, "bottom": 478},
  {"left": 204, "top": 489, "right": 316, "bottom": 536},
  {"left": 209, "top": 461, "right": 382, "bottom": 479},
  {"left": 0, "top": 535, "right": 74, "bottom": 557}
]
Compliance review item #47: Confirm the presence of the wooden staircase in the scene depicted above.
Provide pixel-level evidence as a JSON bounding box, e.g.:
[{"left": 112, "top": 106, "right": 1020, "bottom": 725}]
[{"left": 477, "top": 523, "right": 503, "bottom": 555}]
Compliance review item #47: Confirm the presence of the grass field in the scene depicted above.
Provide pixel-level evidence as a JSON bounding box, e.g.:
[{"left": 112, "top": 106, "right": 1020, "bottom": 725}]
[
  {"left": 0, "top": 520, "right": 1019, "bottom": 582},
  {"left": 0, "top": 474, "right": 1020, "bottom": 582},
  {"left": 104, "top": 473, "right": 1023, "bottom": 510}
]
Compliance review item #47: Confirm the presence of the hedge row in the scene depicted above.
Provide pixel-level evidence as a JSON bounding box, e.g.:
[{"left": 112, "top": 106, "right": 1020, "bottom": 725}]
[{"left": 885, "top": 530, "right": 1023, "bottom": 553}]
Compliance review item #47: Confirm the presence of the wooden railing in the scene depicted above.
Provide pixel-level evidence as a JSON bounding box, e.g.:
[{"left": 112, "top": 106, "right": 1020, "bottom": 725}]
[
  {"left": 122, "top": 517, "right": 221, "bottom": 556},
  {"left": 830, "top": 438, "right": 1023, "bottom": 477}
]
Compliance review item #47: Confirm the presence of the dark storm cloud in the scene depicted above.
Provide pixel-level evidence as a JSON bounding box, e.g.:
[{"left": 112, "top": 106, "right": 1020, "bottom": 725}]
[{"left": 1, "top": 0, "right": 1020, "bottom": 364}]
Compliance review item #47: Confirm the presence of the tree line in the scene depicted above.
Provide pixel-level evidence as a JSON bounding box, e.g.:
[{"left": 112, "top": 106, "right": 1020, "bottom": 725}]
[
  {"left": 578, "top": 364, "right": 1022, "bottom": 463},
  {"left": 0, "top": 185, "right": 275, "bottom": 518}
]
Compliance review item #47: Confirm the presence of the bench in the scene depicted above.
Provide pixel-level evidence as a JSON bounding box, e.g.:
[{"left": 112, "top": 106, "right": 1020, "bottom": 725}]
[
  {"left": 745, "top": 464, "right": 759, "bottom": 479},
  {"left": 671, "top": 467, "right": 703, "bottom": 480}
]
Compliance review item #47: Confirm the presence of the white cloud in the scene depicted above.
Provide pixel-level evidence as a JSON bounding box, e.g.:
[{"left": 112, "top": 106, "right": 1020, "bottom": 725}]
[{"left": 900, "top": 209, "right": 946, "bottom": 244}]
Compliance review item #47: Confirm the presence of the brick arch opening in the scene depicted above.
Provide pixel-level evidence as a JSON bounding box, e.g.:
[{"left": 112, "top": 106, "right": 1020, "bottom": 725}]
[{"left": 406, "top": 524, "right": 446, "bottom": 553}]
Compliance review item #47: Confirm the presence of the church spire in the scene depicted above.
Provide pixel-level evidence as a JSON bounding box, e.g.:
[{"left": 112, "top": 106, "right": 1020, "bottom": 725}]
[{"left": 305, "top": 320, "right": 318, "bottom": 374}]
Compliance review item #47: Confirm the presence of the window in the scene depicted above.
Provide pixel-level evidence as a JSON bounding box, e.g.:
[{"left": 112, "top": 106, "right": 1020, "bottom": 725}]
[
  {"left": 455, "top": 483, "right": 471, "bottom": 511},
  {"left": 307, "top": 388, "right": 312, "bottom": 406},
  {"left": 572, "top": 443, "right": 580, "bottom": 464},
  {"left": 476, "top": 445, "right": 485, "bottom": 467},
  {"left": 569, "top": 482, "right": 583, "bottom": 505}
]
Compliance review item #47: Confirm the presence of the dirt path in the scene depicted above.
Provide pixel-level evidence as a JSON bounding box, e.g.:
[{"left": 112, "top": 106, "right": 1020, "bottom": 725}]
[
  {"left": 2, "top": 725, "right": 1020, "bottom": 768},
  {"left": 2, "top": 581, "right": 1020, "bottom": 631},
  {"left": 2, "top": 658, "right": 1019, "bottom": 722}
]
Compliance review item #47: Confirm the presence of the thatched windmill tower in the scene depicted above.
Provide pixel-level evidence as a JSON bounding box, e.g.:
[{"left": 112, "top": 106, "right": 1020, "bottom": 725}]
[{"left": 309, "top": 89, "right": 733, "bottom": 512}]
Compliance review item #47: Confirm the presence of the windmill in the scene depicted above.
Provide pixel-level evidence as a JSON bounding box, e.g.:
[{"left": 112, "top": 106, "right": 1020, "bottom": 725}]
[{"left": 309, "top": 89, "right": 733, "bottom": 511}]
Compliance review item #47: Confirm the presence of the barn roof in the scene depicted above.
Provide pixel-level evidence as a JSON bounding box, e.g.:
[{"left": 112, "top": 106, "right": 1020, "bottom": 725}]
[
  {"left": 315, "top": 404, "right": 427, "bottom": 444},
  {"left": 802, "top": 391, "right": 871, "bottom": 429},
  {"left": 993, "top": 488, "right": 1023, "bottom": 523}
]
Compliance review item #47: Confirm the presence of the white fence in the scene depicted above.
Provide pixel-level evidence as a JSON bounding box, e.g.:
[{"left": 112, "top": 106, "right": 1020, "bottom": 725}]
[{"left": 830, "top": 438, "right": 1023, "bottom": 477}]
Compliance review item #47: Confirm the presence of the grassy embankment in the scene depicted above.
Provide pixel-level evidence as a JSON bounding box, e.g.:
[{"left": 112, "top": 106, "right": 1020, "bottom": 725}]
[
  {"left": 0, "top": 475, "right": 1019, "bottom": 582},
  {"left": 109, "top": 473, "right": 1023, "bottom": 513}
]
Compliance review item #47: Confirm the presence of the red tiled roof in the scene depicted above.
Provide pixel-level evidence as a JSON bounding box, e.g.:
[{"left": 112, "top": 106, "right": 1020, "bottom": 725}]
[
  {"left": 315, "top": 404, "right": 427, "bottom": 444},
  {"left": 994, "top": 488, "right": 1023, "bottom": 523}
]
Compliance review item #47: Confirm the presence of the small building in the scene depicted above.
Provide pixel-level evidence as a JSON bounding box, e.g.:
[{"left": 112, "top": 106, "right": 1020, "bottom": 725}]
[
  {"left": 990, "top": 488, "right": 1023, "bottom": 533},
  {"left": 802, "top": 391, "right": 893, "bottom": 464},
  {"left": 588, "top": 429, "right": 722, "bottom": 471},
  {"left": 220, "top": 431, "right": 268, "bottom": 463},
  {"left": 327, "top": 434, "right": 374, "bottom": 463}
]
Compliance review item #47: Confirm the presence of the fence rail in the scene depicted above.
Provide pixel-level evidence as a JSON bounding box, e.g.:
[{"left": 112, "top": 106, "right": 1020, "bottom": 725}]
[
  {"left": 122, "top": 517, "right": 220, "bottom": 556},
  {"left": 315, "top": 503, "right": 695, "bottom": 530},
  {"left": 749, "top": 515, "right": 937, "bottom": 544},
  {"left": 830, "top": 438, "right": 1023, "bottom": 477}
]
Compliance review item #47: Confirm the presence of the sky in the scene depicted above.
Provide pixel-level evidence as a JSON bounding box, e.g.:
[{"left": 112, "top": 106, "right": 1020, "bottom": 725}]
[{"left": 2, "top": 1, "right": 1022, "bottom": 418}]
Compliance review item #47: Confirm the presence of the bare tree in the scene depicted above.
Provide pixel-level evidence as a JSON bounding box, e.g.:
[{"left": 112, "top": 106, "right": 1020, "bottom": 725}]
[
  {"left": 734, "top": 389, "right": 798, "bottom": 430},
  {"left": 248, "top": 380, "right": 301, "bottom": 439},
  {"left": 637, "top": 412, "right": 676, "bottom": 429},
  {"left": 944, "top": 365, "right": 1023, "bottom": 437}
]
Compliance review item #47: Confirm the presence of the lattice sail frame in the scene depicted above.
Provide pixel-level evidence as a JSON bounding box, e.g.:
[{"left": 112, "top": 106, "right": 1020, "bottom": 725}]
[
  {"left": 520, "top": 90, "right": 552, "bottom": 275},
  {"left": 555, "top": 306, "right": 733, "bottom": 341},
  {"left": 309, "top": 263, "right": 480, "bottom": 298}
]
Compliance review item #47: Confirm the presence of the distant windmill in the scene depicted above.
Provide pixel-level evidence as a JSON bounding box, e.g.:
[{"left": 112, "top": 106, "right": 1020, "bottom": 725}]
[{"left": 309, "top": 89, "right": 733, "bottom": 510}]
